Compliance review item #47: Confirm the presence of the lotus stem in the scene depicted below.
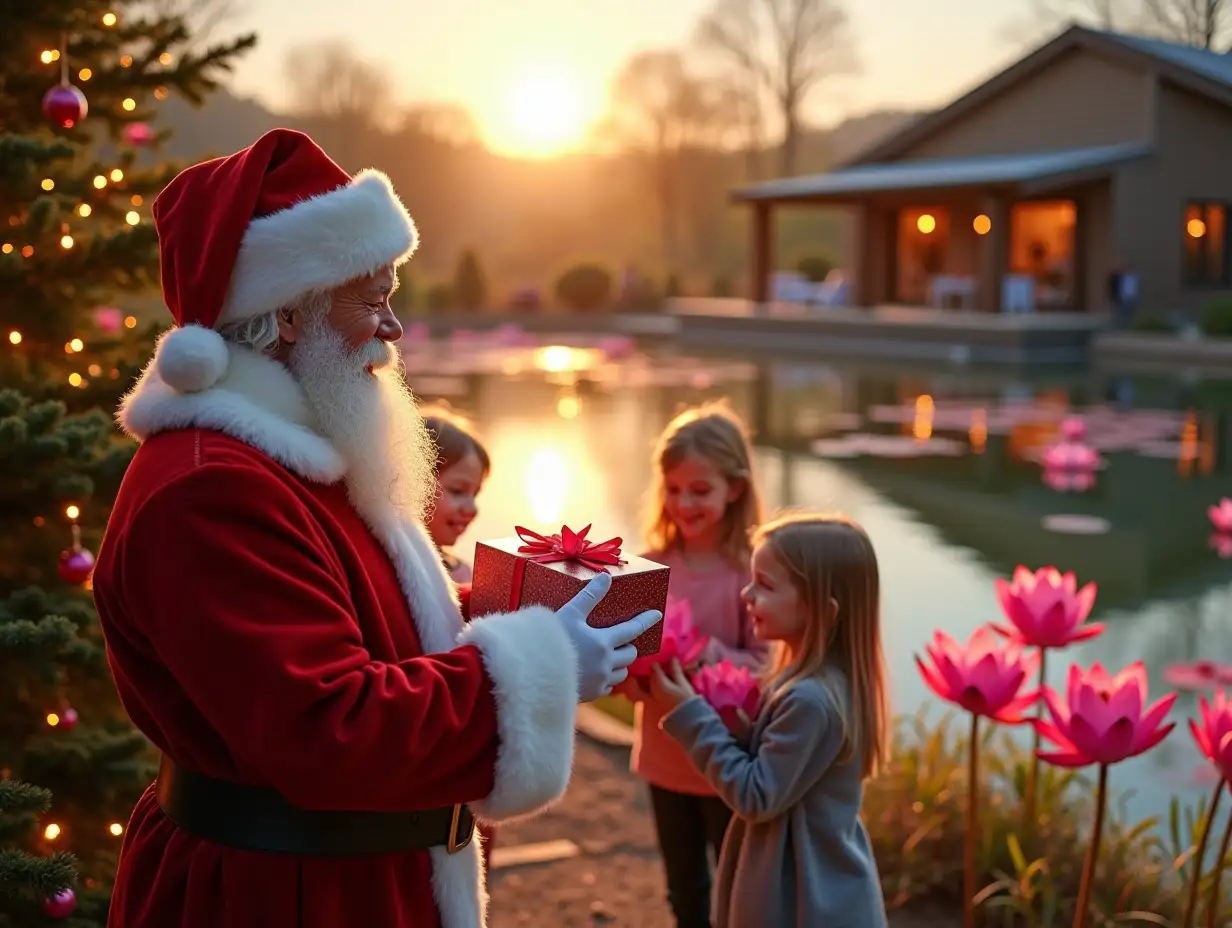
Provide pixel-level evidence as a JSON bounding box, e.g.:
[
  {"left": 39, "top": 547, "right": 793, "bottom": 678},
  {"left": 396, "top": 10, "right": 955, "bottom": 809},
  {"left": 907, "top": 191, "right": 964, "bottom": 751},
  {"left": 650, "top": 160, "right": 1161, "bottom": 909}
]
[
  {"left": 1206, "top": 784, "right": 1232, "bottom": 928},
  {"left": 1074, "top": 763, "right": 1109, "bottom": 928},
  {"left": 1185, "top": 779, "right": 1225, "bottom": 928},
  {"left": 1025, "top": 646, "right": 1046, "bottom": 832},
  {"left": 965, "top": 712, "right": 979, "bottom": 928}
]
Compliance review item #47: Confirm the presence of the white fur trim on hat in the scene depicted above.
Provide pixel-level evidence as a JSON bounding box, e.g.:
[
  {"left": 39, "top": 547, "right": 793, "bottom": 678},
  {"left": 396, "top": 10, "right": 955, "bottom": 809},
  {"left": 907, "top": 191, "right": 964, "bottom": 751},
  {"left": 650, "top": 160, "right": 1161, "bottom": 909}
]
[
  {"left": 218, "top": 169, "right": 418, "bottom": 327},
  {"left": 155, "top": 324, "right": 230, "bottom": 393}
]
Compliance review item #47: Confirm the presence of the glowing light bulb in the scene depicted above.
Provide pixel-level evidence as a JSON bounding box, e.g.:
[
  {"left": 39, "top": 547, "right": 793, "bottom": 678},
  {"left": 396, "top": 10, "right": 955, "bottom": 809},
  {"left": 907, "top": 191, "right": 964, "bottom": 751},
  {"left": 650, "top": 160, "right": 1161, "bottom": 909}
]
[
  {"left": 40, "top": 50, "right": 54, "bottom": 64},
  {"left": 159, "top": 52, "right": 173, "bottom": 65},
  {"left": 102, "top": 12, "right": 117, "bottom": 26},
  {"left": 109, "top": 822, "right": 124, "bottom": 836},
  {"left": 65, "top": 504, "right": 80, "bottom": 520},
  {"left": 917, "top": 213, "right": 937, "bottom": 235},
  {"left": 125, "top": 211, "right": 140, "bottom": 226},
  {"left": 110, "top": 168, "right": 124, "bottom": 182},
  {"left": 69, "top": 338, "right": 83, "bottom": 352},
  {"left": 79, "top": 68, "right": 92, "bottom": 81},
  {"left": 44, "top": 824, "right": 61, "bottom": 841},
  {"left": 78, "top": 204, "right": 92, "bottom": 217},
  {"left": 121, "top": 98, "right": 136, "bottom": 112},
  {"left": 93, "top": 175, "right": 107, "bottom": 189},
  {"left": 46, "top": 713, "right": 59, "bottom": 726},
  {"left": 120, "top": 55, "right": 132, "bottom": 68},
  {"left": 124, "top": 315, "right": 137, "bottom": 329},
  {"left": 21, "top": 246, "right": 34, "bottom": 257},
  {"left": 7, "top": 331, "right": 20, "bottom": 345},
  {"left": 41, "top": 178, "right": 54, "bottom": 191},
  {"left": 130, "top": 195, "right": 143, "bottom": 206},
  {"left": 88, "top": 364, "right": 102, "bottom": 376},
  {"left": 60, "top": 235, "right": 74, "bottom": 249},
  {"left": 67, "top": 373, "right": 82, "bottom": 387},
  {"left": 154, "top": 87, "right": 168, "bottom": 100},
  {"left": 1, "top": 244, "right": 11, "bottom": 254}
]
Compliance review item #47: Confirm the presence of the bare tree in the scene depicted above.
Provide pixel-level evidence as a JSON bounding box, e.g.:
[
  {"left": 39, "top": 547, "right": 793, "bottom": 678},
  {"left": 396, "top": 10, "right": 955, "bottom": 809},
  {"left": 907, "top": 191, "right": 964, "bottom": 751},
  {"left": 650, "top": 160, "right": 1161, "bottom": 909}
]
[
  {"left": 137, "top": 0, "right": 246, "bottom": 47},
  {"left": 1141, "top": 0, "right": 1230, "bottom": 48},
  {"left": 400, "top": 103, "right": 480, "bottom": 147},
  {"left": 1006, "top": 0, "right": 1230, "bottom": 50},
  {"left": 696, "top": 0, "right": 858, "bottom": 178},
  {"left": 607, "top": 50, "right": 732, "bottom": 269}
]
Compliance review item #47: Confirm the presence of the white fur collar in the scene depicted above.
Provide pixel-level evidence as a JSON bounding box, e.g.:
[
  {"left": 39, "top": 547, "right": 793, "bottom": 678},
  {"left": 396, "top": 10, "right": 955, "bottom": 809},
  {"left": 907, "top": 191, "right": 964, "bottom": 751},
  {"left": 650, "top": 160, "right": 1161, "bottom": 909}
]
[{"left": 119, "top": 342, "right": 347, "bottom": 483}]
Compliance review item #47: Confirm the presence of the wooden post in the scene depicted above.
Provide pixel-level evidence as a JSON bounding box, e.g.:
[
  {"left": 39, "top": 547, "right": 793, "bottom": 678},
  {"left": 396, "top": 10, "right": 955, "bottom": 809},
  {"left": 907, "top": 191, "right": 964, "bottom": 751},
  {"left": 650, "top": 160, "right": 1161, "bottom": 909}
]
[
  {"left": 977, "top": 195, "right": 1010, "bottom": 313},
  {"left": 751, "top": 201, "right": 774, "bottom": 312}
]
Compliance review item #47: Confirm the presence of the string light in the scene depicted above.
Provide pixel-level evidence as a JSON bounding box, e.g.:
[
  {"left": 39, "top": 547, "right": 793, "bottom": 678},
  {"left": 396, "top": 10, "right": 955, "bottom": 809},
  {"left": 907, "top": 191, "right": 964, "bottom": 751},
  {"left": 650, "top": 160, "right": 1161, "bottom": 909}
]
[
  {"left": 130, "top": 195, "right": 142, "bottom": 206},
  {"left": 110, "top": 168, "right": 124, "bottom": 182},
  {"left": 121, "top": 98, "right": 136, "bottom": 112},
  {"left": 21, "top": 246, "right": 33, "bottom": 257},
  {"left": 78, "top": 68, "right": 92, "bottom": 81},
  {"left": 65, "top": 505, "right": 80, "bottom": 520},
  {"left": 60, "top": 234, "right": 74, "bottom": 249},
  {"left": 69, "top": 338, "right": 83, "bottom": 352},
  {"left": 125, "top": 211, "right": 140, "bottom": 226},
  {"left": 67, "top": 373, "right": 83, "bottom": 387},
  {"left": 41, "top": 178, "right": 54, "bottom": 191},
  {"left": 108, "top": 823, "right": 124, "bottom": 837},
  {"left": 102, "top": 11, "right": 117, "bottom": 26},
  {"left": 159, "top": 52, "right": 172, "bottom": 65},
  {"left": 44, "top": 824, "right": 61, "bottom": 841},
  {"left": 33, "top": 516, "right": 45, "bottom": 527},
  {"left": 154, "top": 87, "right": 168, "bottom": 100},
  {"left": 78, "top": 204, "right": 92, "bottom": 217},
  {"left": 120, "top": 55, "right": 132, "bottom": 68},
  {"left": 87, "top": 364, "right": 102, "bottom": 376},
  {"left": 40, "top": 50, "right": 55, "bottom": 64},
  {"left": 46, "top": 713, "right": 60, "bottom": 726},
  {"left": 92, "top": 175, "right": 107, "bottom": 189},
  {"left": 8, "top": 331, "right": 21, "bottom": 345},
  {"left": 124, "top": 315, "right": 137, "bottom": 328},
  {"left": 1, "top": 244, "right": 12, "bottom": 254}
]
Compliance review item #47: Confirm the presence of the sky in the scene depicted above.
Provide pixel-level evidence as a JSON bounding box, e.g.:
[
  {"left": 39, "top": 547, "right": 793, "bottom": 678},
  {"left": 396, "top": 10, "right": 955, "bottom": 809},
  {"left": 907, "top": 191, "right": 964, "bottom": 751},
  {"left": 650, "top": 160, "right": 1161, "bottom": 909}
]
[{"left": 220, "top": 0, "right": 1032, "bottom": 157}]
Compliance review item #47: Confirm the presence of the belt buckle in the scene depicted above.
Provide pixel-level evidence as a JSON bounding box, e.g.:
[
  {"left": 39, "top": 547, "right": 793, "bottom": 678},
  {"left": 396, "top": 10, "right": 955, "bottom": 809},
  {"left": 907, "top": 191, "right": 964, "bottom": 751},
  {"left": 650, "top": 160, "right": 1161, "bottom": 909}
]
[{"left": 446, "top": 804, "right": 474, "bottom": 854}]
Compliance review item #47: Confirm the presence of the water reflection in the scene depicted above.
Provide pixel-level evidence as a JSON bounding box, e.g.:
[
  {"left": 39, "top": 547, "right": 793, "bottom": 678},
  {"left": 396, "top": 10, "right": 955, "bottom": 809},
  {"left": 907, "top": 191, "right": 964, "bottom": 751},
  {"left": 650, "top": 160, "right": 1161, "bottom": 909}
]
[{"left": 401, "top": 334, "right": 1232, "bottom": 826}]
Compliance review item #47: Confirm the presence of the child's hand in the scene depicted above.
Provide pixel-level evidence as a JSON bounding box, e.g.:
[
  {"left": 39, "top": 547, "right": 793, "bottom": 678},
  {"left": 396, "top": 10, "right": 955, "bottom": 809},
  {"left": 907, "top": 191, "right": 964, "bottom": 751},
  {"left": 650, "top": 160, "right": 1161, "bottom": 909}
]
[{"left": 649, "top": 660, "right": 696, "bottom": 709}]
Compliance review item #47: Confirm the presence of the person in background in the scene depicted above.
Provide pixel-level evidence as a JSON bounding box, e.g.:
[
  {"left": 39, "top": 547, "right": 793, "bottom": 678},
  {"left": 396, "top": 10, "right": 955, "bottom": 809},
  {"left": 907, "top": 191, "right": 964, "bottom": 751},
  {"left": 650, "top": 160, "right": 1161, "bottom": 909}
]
[
  {"left": 615, "top": 402, "right": 768, "bottom": 928},
  {"left": 650, "top": 513, "right": 891, "bottom": 928},
  {"left": 422, "top": 404, "right": 490, "bottom": 583},
  {"left": 421, "top": 403, "right": 496, "bottom": 867}
]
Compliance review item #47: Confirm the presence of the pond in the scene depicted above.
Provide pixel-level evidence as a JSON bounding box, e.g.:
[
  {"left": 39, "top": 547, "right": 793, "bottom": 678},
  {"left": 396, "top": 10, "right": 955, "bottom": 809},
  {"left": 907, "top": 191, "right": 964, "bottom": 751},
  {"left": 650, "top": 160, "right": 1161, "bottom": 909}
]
[{"left": 400, "top": 330, "right": 1232, "bottom": 829}]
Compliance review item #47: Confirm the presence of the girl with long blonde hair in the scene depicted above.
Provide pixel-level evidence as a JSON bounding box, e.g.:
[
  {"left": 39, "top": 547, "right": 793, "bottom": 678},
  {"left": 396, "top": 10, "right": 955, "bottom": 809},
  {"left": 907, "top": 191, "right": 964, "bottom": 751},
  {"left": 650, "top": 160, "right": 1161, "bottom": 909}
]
[
  {"left": 616, "top": 401, "right": 768, "bottom": 928},
  {"left": 650, "top": 512, "right": 890, "bottom": 928}
]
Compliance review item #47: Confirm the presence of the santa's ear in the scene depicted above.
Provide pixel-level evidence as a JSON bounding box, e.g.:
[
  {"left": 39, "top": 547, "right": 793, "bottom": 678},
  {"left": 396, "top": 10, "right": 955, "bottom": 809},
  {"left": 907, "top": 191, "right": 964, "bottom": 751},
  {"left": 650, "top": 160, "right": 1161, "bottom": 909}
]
[{"left": 275, "top": 306, "right": 301, "bottom": 344}]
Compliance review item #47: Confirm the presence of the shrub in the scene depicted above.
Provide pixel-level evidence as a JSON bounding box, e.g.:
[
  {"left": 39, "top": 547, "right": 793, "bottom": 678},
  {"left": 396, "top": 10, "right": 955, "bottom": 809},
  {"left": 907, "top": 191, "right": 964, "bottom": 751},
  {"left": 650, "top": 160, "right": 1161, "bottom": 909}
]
[
  {"left": 1201, "top": 296, "right": 1232, "bottom": 337},
  {"left": 554, "top": 264, "right": 613, "bottom": 312},
  {"left": 452, "top": 249, "right": 487, "bottom": 312}
]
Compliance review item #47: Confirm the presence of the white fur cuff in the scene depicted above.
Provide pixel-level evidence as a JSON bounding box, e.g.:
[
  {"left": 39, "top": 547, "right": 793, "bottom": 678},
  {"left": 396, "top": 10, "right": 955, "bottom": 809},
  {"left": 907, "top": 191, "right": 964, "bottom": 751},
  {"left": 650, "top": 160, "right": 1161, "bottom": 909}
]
[
  {"left": 155, "top": 324, "right": 230, "bottom": 393},
  {"left": 458, "top": 605, "right": 578, "bottom": 822}
]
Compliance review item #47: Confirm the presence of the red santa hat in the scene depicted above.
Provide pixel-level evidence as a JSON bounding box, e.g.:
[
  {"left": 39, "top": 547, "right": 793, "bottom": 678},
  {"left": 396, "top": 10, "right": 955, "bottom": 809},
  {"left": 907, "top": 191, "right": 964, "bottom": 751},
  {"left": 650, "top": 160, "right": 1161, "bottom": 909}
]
[{"left": 151, "top": 128, "right": 418, "bottom": 393}]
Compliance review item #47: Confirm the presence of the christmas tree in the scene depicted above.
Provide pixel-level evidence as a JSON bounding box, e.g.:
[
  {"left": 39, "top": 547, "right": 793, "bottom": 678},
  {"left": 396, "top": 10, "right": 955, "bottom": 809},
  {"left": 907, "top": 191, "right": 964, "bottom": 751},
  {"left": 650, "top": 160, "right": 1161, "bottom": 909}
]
[{"left": 0, "top": 2, "right": 253, "bottom": 924}]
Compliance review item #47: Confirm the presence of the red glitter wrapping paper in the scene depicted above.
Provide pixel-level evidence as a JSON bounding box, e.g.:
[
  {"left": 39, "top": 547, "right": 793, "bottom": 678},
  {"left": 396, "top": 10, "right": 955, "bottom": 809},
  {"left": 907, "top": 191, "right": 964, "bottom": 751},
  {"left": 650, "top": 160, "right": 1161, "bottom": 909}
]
[{"left": 468, "top": 531, "right": 668, "bottom": 658}]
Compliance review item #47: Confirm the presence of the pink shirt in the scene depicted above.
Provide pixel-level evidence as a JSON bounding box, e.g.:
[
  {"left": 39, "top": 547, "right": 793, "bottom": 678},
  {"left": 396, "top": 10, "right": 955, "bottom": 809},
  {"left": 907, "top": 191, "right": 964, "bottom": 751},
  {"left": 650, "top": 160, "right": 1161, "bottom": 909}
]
[{"left": 630, "top": 549, "right": 769, "bottom": 795}]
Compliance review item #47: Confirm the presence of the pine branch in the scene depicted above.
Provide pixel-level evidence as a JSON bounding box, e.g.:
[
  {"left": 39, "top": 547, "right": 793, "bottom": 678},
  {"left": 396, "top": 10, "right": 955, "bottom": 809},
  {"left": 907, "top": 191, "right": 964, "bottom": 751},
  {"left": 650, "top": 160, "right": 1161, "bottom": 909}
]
[{"left": 0, "top": 849, "right": 75, "bottom": 901}]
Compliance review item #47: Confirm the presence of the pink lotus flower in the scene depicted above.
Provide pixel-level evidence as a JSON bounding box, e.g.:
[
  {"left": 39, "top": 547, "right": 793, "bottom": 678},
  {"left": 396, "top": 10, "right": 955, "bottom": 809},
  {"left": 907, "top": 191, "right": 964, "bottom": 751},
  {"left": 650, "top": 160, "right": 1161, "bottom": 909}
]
[
  {"left": 691, "top": 660, "right": 761, "bottom": 728},
  {"left": 992, "top": 566, "right": 1102, "bottom": 649},
  {"left": 1043, "top": 467, "right": 1097, "bottom": 493},
  {"left": 1039, "top": 441, "right": 1101, "bottom": 472},
  {"left": 916, "top": 627, "right": 1039, "bottom": 723},
  {"left": 1211, "top": 498, "right": 1232, "bottom": 533},
  {"left": 628, "top": 598, "right": 709, "bottom": 678},
  {"left": 1190, "top": 690, "right": 1232, "bottom": 781},
  {"left": 1035, "top": 662, "right": 1176, "bottom": 767},
  {"left": 1164, "top": 660, "right": 1232, "bottom": 691},
  {"left": 1059, "top": 416, "right": 1087, "bottom": 442},
  {"left": 1212, "top": 532, "right": 1232, "bottom": 559}
]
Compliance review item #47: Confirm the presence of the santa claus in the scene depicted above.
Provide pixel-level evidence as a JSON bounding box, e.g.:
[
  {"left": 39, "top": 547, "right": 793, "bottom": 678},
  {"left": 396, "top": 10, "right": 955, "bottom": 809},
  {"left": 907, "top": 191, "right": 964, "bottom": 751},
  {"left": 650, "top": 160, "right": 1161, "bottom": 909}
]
[{"left": 91, "top": 129, "right": 659, "bottom": 928}]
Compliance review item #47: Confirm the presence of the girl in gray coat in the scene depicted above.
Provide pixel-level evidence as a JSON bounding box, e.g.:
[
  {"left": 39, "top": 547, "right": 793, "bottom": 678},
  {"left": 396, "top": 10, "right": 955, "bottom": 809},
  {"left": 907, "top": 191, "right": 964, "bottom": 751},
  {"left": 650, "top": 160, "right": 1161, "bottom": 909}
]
[{"left": 651, "top": 513, "right": 890, "bottom": 928}]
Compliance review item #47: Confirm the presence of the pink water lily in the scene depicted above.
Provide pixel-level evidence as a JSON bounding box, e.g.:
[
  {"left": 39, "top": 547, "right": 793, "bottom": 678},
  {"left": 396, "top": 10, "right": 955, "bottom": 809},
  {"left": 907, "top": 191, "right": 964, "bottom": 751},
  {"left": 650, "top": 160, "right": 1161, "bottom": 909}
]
[
  {"left": 1191, "top": 690, "right": 1232, "bottom": 781},
  {"left": 916, "top": 627, "right": 1039, "bottom": 723},
  {"left": 1210, "top": 498, "right": 1232, "bottom": 534},
  {"left": 1035, "top": 662, "right": 1176, "bottom": 768},
  {"left": 629, "top": 598, "right": 709, "bottom": 678},
  {"left": 691, "top": 660, "right": 761, "bottom": 728},
  {"left": 992, "top": 566, "right": 1102, "bottom": 649},
  {"left": 1164, "top": 660, "right": 1232, "bottom": 692}
]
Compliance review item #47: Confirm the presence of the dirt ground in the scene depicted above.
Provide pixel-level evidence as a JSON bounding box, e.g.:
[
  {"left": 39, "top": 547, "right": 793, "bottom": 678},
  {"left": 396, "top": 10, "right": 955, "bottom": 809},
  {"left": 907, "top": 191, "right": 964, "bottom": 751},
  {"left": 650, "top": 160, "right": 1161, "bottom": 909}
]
[{"left": 486, "top": 734, "right": 957, "bottom": 928}]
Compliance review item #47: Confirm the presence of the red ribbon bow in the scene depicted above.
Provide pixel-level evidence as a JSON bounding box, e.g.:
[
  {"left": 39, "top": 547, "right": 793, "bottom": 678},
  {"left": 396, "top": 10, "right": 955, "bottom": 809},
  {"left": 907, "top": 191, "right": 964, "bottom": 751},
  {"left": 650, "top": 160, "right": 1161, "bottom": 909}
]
[{"left": 515, "top": 524, "right": 626, "bottom": 573}]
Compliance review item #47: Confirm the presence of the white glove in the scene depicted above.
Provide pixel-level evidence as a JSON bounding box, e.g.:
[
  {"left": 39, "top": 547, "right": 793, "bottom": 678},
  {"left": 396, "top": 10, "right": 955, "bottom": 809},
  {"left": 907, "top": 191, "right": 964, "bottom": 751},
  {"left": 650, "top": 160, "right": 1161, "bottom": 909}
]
[{"left": 555, "top": 572, "right": 663, "bottom": 703}]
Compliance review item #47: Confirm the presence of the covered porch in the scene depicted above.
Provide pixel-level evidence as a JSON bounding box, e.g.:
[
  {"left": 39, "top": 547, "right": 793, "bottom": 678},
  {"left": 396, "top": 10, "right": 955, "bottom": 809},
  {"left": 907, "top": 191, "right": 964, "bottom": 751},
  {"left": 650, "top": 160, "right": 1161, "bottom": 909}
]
[{"left": 735, "top": 142, "right": 1152, "bottom": 314}]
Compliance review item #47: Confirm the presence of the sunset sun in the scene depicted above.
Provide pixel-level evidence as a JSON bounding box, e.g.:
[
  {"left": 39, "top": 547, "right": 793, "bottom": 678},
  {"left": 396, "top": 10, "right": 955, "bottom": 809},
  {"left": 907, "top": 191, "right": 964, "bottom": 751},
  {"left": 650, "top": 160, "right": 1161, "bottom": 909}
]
[{"left": 496, "top": 68, "right": 587, "bottom": 158}]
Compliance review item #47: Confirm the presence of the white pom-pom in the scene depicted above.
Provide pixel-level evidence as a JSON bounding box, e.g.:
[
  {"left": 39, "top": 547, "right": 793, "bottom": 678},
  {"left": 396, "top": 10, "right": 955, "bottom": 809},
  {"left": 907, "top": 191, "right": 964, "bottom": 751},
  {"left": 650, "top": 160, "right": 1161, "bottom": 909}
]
[{"left": 155, "top": 325, "right": 229, "bottom": 393}]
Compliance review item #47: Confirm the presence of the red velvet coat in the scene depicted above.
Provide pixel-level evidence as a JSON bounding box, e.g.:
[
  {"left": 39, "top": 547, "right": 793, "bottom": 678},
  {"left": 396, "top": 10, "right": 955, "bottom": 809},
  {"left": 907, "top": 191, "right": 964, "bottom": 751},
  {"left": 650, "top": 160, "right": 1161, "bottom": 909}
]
[{"left": 92, "top": 344, "right": 579, "bottom": 928}]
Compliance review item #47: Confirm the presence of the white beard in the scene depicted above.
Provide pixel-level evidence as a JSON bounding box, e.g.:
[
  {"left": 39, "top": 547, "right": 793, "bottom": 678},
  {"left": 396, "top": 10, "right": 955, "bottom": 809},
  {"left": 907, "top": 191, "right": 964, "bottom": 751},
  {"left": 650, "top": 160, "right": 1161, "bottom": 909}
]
[{"left": 288, "top": 309, "right": 436, "bottom": 526}]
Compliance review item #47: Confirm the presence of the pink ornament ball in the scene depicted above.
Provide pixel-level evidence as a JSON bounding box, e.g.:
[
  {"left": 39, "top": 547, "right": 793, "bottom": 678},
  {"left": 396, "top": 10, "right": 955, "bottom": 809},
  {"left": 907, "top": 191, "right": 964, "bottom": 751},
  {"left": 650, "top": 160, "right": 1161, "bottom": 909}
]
[
  {"left": 42, "top": 85, "right": 88, "bottom": 129},
  {"left": 93, "top": 307, "right": 123, "bottom": 333},
  {"left": 122, "top": 122, "right": 155, "bottom": 146},
  {"left": 57, "top": 547, "right": 95, "bottom": 585},
  {"left": 58, "top": 708, "right": 79, "bottom": 731},
  {"left": 43, "top": 888, "right": 76, "bottom": 918}
]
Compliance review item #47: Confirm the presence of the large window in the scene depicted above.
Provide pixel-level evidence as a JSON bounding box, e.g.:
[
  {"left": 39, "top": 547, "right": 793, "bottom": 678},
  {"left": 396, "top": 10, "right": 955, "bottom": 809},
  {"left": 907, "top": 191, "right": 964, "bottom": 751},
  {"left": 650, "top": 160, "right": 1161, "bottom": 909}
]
[
  {"left": 1009, "top": 200, "right": 1076, "bottom": 309},
  {"left": 1184, "top": 202, "right": 1228, "bottom": 287}
]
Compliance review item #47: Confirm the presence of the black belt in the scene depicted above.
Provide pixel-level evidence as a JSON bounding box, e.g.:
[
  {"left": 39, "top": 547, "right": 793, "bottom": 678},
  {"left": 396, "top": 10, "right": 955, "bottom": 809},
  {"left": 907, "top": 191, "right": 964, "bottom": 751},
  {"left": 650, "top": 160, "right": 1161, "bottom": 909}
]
[{"left": 154, "top": 756, "right": 475, "bottom": 857}]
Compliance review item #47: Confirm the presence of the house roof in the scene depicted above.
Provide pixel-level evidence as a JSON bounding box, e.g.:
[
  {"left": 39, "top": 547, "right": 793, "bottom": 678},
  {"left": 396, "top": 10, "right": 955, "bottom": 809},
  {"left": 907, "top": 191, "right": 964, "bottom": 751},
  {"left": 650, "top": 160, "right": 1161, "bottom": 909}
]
[
  {"left": 731, "top": 141, "right": 1151, "bottom": 203},
  {"left": 844, "top": 25, "right": 1232, "bottom": 167}
]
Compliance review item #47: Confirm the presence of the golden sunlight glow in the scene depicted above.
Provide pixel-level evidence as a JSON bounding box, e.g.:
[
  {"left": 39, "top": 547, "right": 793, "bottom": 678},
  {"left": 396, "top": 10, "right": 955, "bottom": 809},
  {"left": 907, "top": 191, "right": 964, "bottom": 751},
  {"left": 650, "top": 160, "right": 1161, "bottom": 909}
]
[
  {"left": 557, "top": 394, "right": 580, "bottom": 419},
  {"left": 1188, "top": 218, "right": 1207, "bottom": 238},
  {"left": 536, "top": 345, "right": 579, "bottom": 373},
  {"left": 496, "top": 67, "right": 588, "bottom": 157},
  {"left": 916, "top": 214, "right": 936, "bottom": 235},
  {"left": 973, "top": 214, "right": 991, "bottom": 235},
  {"left": 525, "top": 447, "right": 570, "bottom": 525}
]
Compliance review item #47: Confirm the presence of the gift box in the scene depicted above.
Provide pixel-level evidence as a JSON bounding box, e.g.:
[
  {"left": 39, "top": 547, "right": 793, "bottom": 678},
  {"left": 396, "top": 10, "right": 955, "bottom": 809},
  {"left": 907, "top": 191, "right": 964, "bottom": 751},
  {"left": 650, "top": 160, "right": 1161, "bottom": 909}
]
[
  {"left": 627, "top": 596, "right": 708, "bottom": 678},
  {"left": 469, "top": 524, "right": 668, "bottom": 658}
]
